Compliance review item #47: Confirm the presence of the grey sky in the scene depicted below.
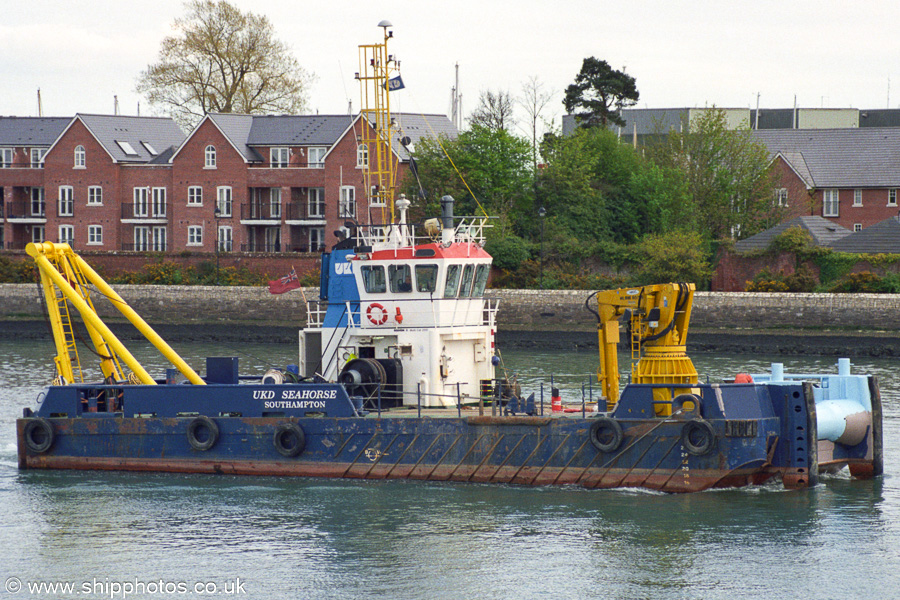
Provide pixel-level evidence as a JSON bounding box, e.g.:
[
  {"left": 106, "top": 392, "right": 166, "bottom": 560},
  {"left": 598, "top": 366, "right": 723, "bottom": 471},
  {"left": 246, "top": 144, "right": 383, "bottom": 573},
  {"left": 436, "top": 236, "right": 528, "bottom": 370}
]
[{"left": 3, "top": 0, "right": 899, "bottom": 134}]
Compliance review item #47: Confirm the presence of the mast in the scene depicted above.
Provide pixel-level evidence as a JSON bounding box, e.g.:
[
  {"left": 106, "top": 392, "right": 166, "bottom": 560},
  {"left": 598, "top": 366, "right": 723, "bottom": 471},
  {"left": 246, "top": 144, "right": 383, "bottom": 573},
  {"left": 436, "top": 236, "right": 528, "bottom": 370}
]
[{"left": 357, "top": 20, "right": 401, "bottom": 224}]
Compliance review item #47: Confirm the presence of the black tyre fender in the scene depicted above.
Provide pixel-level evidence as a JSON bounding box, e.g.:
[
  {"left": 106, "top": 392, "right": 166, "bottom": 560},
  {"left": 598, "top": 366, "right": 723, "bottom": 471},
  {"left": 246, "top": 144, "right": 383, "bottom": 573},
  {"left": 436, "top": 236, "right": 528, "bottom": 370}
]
[
  {"left": 681, "top": 419, "right": 716, "bottom": 456},
  {"left": 186, "top": 416, "right": 219, "bottom": 451},
  {"left": 273, "top": 423, "right": 306, "bottom": 457},
  {"left": 589, "top": 416, "right": 624, "bottom": 453},
  {"left": 23, "top": 418, "right": 54, "bottom": 454}
]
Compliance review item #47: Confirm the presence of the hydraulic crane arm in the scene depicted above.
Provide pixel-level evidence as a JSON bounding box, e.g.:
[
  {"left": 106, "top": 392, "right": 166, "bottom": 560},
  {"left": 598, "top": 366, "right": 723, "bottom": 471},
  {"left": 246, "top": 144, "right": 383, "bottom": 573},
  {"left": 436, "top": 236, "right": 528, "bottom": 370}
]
[
  {"left": 591, "top": 283, "right": 697, "bottom": 410},
  {"left": 27, "top": 242, "right": 205, "bottom": 386}
]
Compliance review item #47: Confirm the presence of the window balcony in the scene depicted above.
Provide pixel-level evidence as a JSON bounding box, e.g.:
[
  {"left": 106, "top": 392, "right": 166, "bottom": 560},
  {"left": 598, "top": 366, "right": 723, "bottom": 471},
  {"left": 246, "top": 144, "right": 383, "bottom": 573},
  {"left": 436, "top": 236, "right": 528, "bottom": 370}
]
[
  {"left": 121, "top": 203, "right": 169, "bottom": 221},
  {"left": 5, "top": 200, "right": 46, "bottom": 222},
  {"left": 285, "top": 202, "right": 326, "bottom": 223},
  {"left": 240, "top": 203, "right": 282, "bottom": 221}
]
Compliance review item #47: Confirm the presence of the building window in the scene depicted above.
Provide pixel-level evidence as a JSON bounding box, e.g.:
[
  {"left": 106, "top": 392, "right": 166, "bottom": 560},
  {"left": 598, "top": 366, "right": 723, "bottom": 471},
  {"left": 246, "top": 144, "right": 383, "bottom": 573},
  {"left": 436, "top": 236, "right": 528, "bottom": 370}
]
[
  {"left": 32, "top": 225, "right": 45, "bottom": 244},
  {"left": 30, "top": 188, "right": 45, "bottom": 216},
  {"left": 217, "top": 225, "right": 232, "bottom": 252},
  {"left": 369, "top": 185, "right": 384, "bottom": 207},
  {"left": 133, "top": 187, "right": 149, "bottom": 217},
  {"left": 188, "top": 186, "right": 203, "bottom": 206},
  {"left": 0, "top": 148, "right": 13, "bottom": 168},
  {"left": 271, "top": 147, "right": 290, "bottom": 168},
  {"left": 823, "top": 189, "right": 839, "bottom": 217},
  {"left": 134, "top": 226, "right": 149, "bottom": 251},
  {"left": 58, "top": 224, "right": 74, "bottom": 246},
  {"left": 309, "top": 227, "right": 324, "bottom": 251},
  {"left": 59, "top": 186, "right": 74, "bottom": 216},
  {"left": 775, "top": 188, "right": 788, "bottom": 207},
  {"left": 188, "top": 225, "right": 203, "bottom": 246},
  {"left": 357, "top": 143, "right": 368, "bottom": 168},
  {"left": 152, "top": 187, "right": 167, "bottom": 217},
  {"left": 854, "top": 223, "right": 863, "bottom": 233},
  {"left": 205, "top": 145, "right": 216, "bottom": 168},
  {"left": 308, "top": 188, "right": 325, "bottom": 217},
  {"left": 31, "top": 148, "right": 45, "bottom": 168},
  {"left": 270, "top": 188, "right": 282, "bottom": 218},
  {"left": 88, "top": 225, "right": 103, "bottom": 245},
  {"left": 339, "top": 186, "right": 356, "bottom": 218},
  {"left": 74, "top": 145, "right": 85, "bottom": 168},
  {"left": 216, "top": 186, "right": 232, "bottom": 217},
  {"left": 88, "top": 186, "right": 102, "bottom": 206},
  {"left": 116, "top": 140, "right": 138, "bottom": 156},
  {"left": 889, "top": 189, "right": 897, "bottom": 207},
  {"left": 152, "top": 226, "right": 167, "bottom": 252},
  {"left": 853, "top": 189, "right": 862, "bottom": 207},
  {"left": 308, "top": 147, "right": 325, "bottom": 168},
  {"left": 141, "top": 141, "right": 157, "bottom": 156}
]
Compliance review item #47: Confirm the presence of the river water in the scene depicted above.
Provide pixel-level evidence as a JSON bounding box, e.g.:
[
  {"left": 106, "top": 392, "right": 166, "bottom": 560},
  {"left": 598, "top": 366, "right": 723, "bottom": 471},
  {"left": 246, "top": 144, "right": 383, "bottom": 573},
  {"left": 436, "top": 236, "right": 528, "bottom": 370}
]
[{"left": 1, "top": 337, "right": 898, "bottom": 600}]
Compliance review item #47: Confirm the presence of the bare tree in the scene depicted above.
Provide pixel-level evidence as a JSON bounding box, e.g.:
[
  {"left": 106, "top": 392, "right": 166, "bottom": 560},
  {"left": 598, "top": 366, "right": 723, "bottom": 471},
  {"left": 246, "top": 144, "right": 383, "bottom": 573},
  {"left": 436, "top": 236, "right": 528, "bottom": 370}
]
[
  {"left": 468, "top": 90, "right": 516, "bottom": 131},
  {"left": 136, "top": 0, "right": 313, "bottom": 128},
  {"left": 518, "top": 76, "right": 554, "bottom": 169}
]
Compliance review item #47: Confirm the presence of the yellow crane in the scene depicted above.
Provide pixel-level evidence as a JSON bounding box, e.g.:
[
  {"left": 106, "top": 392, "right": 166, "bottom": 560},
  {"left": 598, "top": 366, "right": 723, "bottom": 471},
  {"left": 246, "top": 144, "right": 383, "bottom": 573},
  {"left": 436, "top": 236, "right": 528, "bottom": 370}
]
[
  {"left": 592, "top": 283, "right": 698, "bottom": 414},
  {"left": 27, "top": 242, "right": 205, "bottom": 386}
]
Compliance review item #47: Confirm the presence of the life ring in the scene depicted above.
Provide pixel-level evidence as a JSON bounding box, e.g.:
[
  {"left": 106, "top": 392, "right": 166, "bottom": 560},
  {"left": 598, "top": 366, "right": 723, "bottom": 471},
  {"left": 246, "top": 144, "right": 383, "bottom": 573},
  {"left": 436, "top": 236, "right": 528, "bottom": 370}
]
[
  {"left": 273, "top": 423, "right": 306, "bottom": 457},
  {"left": 366, "top": 303, "right": 388, "bottom": 325},
  {"left": 589, "top": 416, "right": 624, "bottom": 453},
  {"left": 681, "top": 419, "right": 716, "bottom": 456},
  {"left": 186, "top": 416, "right": 219, "bottom": 451},
  {"left": 23, "top": 418, "right": 54, "bottom": 453}
]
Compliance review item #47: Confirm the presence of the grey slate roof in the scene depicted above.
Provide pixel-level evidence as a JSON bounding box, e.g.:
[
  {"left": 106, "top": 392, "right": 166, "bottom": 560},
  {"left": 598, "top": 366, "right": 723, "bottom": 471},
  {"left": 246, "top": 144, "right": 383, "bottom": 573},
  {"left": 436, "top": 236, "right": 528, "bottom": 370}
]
[
  {"left": 828, "top": 216, "right": 900, "bottom": 253},
  {"left": 207, "top": 113, "right": 263, "bottom": 162},
  {"left": 733, "top": 215, "right": 852, "bottom": 252},
  {"left": 78, "top": 114, "right": 185, "bottom": 163},
  {"left": 247, "top": 114, "right": 354, "bottom": 146},
  {"left": 391, "top": 113, "right": 457, "bottom": 160},
  {"left": 0, "top": 117, "right": 69, "bottom": 146},
  {"left": 753, "top": 128, "right": 900, "bottom": 188}
]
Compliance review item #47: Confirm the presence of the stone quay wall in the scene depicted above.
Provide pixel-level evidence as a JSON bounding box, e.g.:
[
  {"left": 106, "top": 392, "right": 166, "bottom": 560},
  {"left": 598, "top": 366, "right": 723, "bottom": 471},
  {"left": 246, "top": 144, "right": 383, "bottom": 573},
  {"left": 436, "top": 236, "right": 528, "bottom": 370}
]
[{"left": 2, "top": 284, "right": 899, "bottom": 332}]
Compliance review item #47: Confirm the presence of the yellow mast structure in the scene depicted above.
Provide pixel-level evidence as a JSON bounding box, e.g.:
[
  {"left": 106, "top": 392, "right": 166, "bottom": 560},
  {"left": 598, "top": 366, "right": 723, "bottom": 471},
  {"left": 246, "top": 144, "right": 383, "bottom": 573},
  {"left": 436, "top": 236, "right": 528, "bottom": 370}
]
[
  {"left": 357, "top": 20, "right": 401, "bottom": 224},
  {"left": 27, "top": 242, "right": 205, "bottom": 386}
]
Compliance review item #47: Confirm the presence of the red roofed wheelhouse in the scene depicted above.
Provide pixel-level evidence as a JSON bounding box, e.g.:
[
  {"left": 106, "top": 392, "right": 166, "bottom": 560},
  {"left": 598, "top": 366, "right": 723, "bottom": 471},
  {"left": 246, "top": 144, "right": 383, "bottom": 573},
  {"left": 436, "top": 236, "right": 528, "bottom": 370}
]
[{"left": 299, "top": 23, "right": 497, "bottom": 408}]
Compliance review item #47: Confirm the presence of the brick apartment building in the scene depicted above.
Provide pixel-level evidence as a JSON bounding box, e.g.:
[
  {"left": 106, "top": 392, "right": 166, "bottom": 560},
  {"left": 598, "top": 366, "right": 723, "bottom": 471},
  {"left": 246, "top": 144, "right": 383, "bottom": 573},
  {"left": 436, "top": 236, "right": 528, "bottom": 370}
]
[{"left": 0, "top": 112, "right": 455, "bottom": 254}]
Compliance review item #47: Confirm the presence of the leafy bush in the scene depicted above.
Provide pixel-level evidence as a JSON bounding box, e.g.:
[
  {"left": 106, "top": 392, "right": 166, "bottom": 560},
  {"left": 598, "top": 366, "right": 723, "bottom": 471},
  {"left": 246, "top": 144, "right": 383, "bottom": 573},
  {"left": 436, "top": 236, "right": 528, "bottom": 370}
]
[
  {"left": 632, "top": 231, "right": 711, "bottom": 287},
  {"left": 745, "top": 266, "right": 818, "bottom": 292},
  {"left": 485, "top": 235, "right": 533, "bottom": 271},
  {"left": 0, "top": 256, "right": 38, "bottom": 283},
  {"left": 825, "top": 271, "right": 900, "bottom": 293}
]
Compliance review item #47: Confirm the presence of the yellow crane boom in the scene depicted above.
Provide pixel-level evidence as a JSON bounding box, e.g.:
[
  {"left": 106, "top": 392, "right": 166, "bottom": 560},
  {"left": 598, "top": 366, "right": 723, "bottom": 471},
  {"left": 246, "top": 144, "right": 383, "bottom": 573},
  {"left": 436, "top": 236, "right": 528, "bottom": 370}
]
[
  {"left": 27, "top": 242, "right": 205, "bottom": 386},
  {"left": 592, "top": 283, "right": 697, "bottom": 412}
]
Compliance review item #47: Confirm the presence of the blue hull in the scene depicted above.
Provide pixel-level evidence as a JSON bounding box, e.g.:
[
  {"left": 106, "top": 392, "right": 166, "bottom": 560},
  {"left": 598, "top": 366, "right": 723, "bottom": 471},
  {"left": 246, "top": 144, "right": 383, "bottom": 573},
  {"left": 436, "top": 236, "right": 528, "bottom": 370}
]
[{"left": 17, "top": 376, "right": 882, "bottom": 493}]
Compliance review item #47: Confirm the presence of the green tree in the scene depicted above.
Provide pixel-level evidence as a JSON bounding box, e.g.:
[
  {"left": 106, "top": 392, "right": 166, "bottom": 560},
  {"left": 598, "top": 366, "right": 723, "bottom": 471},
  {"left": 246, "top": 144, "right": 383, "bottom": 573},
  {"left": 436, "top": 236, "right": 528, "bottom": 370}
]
[
  {"left": 646, "top": 108, "right": 781, "bottom": 240},
  {"left": 136, "top": 0, "right": 313, "bottom": 128},
  {"left": 633, "top": 231, "right": 711, "bottom": 286},
  {"left": 564, "top": 57, "right": 639, "bottom": 128},
  {"left": 406, "top": 124, "right": 533, "bottom": 236},
  {"left": 537, "top": 127, "right": 688, "bottom": 244}
]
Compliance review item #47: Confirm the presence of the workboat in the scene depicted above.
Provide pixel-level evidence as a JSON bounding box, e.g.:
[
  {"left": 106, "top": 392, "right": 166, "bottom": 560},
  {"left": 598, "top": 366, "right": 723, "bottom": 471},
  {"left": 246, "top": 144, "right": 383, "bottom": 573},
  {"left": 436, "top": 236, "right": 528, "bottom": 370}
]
[{"left": 15, "top": 25, "right": 883, "bottom": 492}]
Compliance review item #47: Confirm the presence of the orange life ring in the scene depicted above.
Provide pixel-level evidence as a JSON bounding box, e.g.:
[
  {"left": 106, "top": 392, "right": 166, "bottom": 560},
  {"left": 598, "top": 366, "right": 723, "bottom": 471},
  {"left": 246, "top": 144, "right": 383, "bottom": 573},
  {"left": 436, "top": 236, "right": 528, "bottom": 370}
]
[{"left": 367, "top": 303, "right": 388, "bottom": 325}]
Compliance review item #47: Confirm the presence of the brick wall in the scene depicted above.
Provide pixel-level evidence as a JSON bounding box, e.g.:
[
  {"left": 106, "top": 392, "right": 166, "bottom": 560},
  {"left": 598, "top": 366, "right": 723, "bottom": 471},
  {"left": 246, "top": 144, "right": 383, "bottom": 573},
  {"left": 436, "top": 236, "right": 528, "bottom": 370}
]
[{"left": 3, "top": 284, "right": 900, "bottom": 331}]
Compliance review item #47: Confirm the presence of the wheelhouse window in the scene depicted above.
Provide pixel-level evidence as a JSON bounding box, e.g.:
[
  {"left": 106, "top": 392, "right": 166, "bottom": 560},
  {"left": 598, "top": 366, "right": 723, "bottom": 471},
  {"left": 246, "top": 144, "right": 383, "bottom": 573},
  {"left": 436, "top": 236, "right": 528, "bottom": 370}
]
[
  {"left": 415, "top": 265, "right": 439, "bottom": 293},
  {"left": 74, "top": 145, "right": 85, "bottom": 168},
  {"left": 205, "top": 145, "right": 216, "bottom": 168},
  {"left": 271, "top": 147, "right": 290, "bottom": 168},
  {"left": 361, "top": 265, "right": 386, "bottom": 293},
  {"left": 444, "top": 264, "right": 461, "bottom": 298},
  {"left": 472, "top": 264, "right": 490, "bottom": 297},
  {"left": 458, "top": 264, "right": 475, "bottom": 298},
  {"left": 389, "top": 264, "right": 412, "bottom": 293}
]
